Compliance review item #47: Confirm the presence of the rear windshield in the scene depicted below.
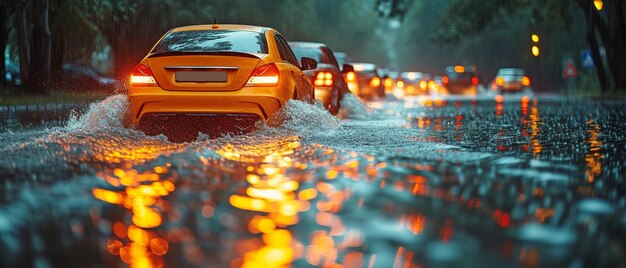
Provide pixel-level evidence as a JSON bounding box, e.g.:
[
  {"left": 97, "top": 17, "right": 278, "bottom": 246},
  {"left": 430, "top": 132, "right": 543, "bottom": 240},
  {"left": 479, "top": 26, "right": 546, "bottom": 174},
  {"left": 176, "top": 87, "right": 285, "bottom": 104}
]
[
  {"left": 152, "top": 30, "right": 268, "bottom": 54},
  {"left": 292, "top": 47, "right": 322, "bottom": 63},
  {"left": 291, "top": 47, "right": 337, "bottom": 66},
  {"left": 498, "top": 69, "right": 525, "bottom": 76}
]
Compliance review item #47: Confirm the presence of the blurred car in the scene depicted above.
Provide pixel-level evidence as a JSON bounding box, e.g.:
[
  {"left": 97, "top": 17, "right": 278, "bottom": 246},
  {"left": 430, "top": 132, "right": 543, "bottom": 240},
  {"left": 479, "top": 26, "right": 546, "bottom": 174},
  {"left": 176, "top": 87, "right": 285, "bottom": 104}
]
[
  {"left": 397, "top": 72, "right": 430, "bottom": 96},
  {"left": 333, "top": 52, "right": 352, "bottom": 71},
  {"left": 378, "top": 68, "right": 395, "bottom": 94},
  {"left": 128, "top": 24, "right": 316, "bottom": 140},
  {"left": 290, "top": 42, "right": 351, "bottom": 115},
  {"left": 442, "top": 65, "right": 479, "bottom": 95},
  {"left": 491, "top": 68, "right": 532, "bottom": 93},
  {"left": 62, "top": 64, "right": 122, "bottom": 92},
  {"left": 4, "top": 59, "right": 21, "bottom": 86},
  {"left": 350, "top": 63, "right": 385, "bottom": 99},
  {"left": 429, "top": 75, "right": 446, "bottom": 95}
]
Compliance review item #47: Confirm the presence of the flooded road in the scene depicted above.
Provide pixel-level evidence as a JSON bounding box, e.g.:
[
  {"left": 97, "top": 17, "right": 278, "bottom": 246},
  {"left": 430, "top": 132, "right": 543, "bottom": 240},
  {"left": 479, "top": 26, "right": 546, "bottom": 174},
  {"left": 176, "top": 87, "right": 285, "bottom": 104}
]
[{"left": 0, "top": 94, "right": 625, "bottom": 267}]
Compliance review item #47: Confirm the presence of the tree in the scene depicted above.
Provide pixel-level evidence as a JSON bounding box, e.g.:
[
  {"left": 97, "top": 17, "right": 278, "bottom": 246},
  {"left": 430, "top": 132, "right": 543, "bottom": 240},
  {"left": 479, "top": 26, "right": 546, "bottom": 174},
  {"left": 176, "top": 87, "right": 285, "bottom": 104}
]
[
  {"left": 27, "top": 0, "right": 52, "bottom": 93},
  {"left": 0, "top": 1, "right": 11, "bottom": 88}
]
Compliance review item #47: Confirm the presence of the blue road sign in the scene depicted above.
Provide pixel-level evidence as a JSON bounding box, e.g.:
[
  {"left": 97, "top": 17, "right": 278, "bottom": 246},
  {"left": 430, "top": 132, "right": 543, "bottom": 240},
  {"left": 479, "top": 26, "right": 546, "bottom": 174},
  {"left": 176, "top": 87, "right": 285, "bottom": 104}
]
[{"left": 581, "top": 49, "right": 595, "bottom": 69}]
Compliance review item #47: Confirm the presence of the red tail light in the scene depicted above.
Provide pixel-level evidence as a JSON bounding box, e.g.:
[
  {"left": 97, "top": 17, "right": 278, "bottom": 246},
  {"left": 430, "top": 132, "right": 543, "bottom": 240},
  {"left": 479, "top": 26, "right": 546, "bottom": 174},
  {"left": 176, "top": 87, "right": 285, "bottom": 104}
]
[
  {"left": 472, "top": 76, "right": 479, "bottom": 85},
  {"left": 369, "top": 77, "right": 381, "bottom": 87},
  {"left": 130, "top": 64, "right": 157, "bottom": 86},
  {"left": 521, "top": 76, "right": 531, "bottom": 86},
  {"left": 419, "top": 80, "right": 428, "bottom": 91},
  {"left": 496, "top": 76, "right": 505, "bottom": 86},
  {"left": 314, "top": 72, "right": 333, "bottom": 87},
  {"left": 246, "top": 63, "right": 280, "bottom": 86},
  {"left": 442, "top": 76, "right": 449, "bottom": 85}
]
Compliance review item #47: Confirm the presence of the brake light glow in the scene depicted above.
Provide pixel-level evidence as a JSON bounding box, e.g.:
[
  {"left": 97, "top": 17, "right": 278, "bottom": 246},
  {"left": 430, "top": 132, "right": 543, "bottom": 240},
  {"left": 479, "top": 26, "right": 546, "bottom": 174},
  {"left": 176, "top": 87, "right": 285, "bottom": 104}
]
[
  {"left": 521, "top": 76, "right": 531, "bottom": 86},
  {"left": 346, "top": 72, "right": 356, "bottom": 82},
  {"left": 428, "top": 81, "right": 439, "bottom": 91},
  {"left": 397, "top": 81, "right": 405, "bottom": 89},
  {"left": 369, "top": 77, "right": 381, "bottom": 87},
  {"left": 130, "top": 64, "right": 157, "bottom": 86},
  {"left": 314, "top": 72, "right": 333, "bottom": 87},
  {"left": 442, "top": 76, "right": 449, "bottom": 85},
  {"left": 419, "top": 80, "right": 428, "bottom": 91},
  {"left": 454, "top": 66, "right": 465, "bottom": 73},
  {"left": 472, "top": 77, "right": 479, "bottom": 85},
  {"left": 496, "top": 77, "right": 505, "bottom": 86},
  {"left": 246, "top": 63, "right": 279, "bottom": 86},
  {"left": 384, "top": 78, "right": 393, "bottom": 89}
]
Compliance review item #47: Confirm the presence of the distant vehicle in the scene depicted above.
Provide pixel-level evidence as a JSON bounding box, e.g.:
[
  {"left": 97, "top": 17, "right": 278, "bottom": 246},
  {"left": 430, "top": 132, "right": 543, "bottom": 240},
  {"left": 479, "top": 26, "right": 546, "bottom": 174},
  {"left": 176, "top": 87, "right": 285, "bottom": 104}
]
[
  {"left": 491, "top": 68, "right": 532, "bottom": 93},
  {"left": 290, "top": 42, "right": 352, "bottom": 115},
  {"left": 127, "top": 24, "right": 316, "bottom": 141},
  {"left": 430, "top": 75, "right": 445, "bottom": 95},
  {"left": 350, "top": 63, "right": 385, "bottom": 99},
  {"left": 442, "top": 65, "right": 479, "bottom": 95},
  {"left": 397, "top": 72, "right": 429, "bottom": 96},
  {"left": 62, "top": 64, "right": 122, "bottom": 92},
  {"left": 333, "top": 52, "right": 352, "bottom": 71},
  {"left": 377, "top": 68, "right": 395, "bottom": 94},
  {"left": 4, "top": 59, "right": 21, "bottom": 87}
]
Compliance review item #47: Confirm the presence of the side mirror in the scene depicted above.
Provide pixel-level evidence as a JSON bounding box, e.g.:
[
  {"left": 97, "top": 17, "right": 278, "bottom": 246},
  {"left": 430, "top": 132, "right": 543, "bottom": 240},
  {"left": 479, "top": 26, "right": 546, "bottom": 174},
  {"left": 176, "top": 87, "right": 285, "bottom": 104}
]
[
  {"left": 342, "top": 64, "right": 354, "bottom": 73},
  {"left": 300, "top": 57, "right": 317, "bottom": 71}
]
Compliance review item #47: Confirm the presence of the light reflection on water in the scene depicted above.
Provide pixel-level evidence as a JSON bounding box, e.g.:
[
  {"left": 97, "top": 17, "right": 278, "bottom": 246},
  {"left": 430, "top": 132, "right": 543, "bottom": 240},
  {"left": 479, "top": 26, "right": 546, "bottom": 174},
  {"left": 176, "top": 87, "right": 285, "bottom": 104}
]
[
  {"left": 2, "top": 96, "right": 625, "bottom": 267},
  {"left": 93, "top": 164, "right": 174, "bottom": 267}
]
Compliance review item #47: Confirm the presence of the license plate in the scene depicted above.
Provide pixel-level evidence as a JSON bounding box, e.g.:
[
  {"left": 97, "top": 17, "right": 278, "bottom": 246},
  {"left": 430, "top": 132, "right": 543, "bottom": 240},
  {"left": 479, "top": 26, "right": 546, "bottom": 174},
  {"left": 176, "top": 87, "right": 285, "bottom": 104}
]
[{"left": 176, "top": 71, "right": 227, "bottom": 82}]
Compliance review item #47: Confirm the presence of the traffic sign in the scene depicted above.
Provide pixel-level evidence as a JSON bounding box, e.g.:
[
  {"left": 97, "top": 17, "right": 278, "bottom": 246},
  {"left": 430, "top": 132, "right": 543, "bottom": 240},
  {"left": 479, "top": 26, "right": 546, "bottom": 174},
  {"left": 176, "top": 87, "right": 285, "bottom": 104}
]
[
  {"left": 581, "top": 49, "right": 595, "bottom": 69},
  {"left": 562, "top": 62, "right": 578, "bottom": 78}
]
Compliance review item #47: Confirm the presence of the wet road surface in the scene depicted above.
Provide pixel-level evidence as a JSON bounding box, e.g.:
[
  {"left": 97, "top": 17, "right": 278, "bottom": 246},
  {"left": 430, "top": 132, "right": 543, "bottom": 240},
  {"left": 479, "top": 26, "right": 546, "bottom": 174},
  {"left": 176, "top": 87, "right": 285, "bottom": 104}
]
[{"left": 0, "top": 94, "right": 625, "bottom": 267}]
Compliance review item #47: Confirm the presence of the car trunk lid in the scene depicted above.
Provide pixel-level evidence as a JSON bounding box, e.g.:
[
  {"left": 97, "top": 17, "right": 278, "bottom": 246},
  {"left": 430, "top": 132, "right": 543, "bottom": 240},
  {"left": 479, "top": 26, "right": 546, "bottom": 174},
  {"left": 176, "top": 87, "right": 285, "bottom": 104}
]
[{"left": 146, "top": 52, "right": 264, "bottom": 91}]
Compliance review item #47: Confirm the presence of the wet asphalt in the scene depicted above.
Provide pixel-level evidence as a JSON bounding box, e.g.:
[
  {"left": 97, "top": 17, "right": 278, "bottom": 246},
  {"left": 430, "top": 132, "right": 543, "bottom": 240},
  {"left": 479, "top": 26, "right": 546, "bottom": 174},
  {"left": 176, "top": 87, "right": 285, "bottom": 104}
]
[{"left": 0, "top": 93, "right": 624, "bottom": 268}]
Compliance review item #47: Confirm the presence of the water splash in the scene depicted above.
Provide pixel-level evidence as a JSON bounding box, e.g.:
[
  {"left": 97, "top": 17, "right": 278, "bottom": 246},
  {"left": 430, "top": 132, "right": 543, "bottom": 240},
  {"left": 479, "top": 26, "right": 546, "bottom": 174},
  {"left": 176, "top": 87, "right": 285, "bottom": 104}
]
[
  {"left": 65, "top": 94, "right": 129, "bottom": 132},
  {"left": 278, "top": 99, "right": 340, "bottom": 135},
  {"left": 338, "top": 93, "right": 376, "bottom": 120}
]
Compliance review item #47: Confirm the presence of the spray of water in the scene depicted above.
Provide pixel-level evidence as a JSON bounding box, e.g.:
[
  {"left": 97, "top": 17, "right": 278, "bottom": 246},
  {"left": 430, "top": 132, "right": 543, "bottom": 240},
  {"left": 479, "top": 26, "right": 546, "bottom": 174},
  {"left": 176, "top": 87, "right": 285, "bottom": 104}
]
[{"left": 65, "top": 94, "right": 130, "bottom": 132}]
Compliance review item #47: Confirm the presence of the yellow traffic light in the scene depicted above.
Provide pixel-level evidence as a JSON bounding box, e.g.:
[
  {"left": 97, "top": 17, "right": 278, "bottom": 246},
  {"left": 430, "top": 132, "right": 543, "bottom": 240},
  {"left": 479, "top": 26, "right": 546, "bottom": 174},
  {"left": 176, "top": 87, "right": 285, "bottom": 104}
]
[
  {"left": 532, "top": 46, "right": 540, "bottom": 57},
  {"left": 594, "top": 0, "right": 603, "bottom": 10}
]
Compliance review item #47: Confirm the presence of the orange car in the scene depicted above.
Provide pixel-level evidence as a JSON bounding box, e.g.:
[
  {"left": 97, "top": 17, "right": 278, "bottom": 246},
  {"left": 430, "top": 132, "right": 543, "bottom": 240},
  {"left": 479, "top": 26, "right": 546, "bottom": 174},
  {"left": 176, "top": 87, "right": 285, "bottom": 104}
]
[{"left": 128, "top": 24, "right": 316, "bottom": 140}]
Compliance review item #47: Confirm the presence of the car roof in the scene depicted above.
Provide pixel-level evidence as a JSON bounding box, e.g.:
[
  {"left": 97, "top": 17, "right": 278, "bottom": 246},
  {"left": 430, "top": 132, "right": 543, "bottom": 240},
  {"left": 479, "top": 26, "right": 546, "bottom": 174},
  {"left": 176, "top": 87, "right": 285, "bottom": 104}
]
[
  {"left": 170, "top": 24, "right": 269, "bottom": 33},
  {"left": 288, "top": 42, "right": 327, "bottom": 48}
]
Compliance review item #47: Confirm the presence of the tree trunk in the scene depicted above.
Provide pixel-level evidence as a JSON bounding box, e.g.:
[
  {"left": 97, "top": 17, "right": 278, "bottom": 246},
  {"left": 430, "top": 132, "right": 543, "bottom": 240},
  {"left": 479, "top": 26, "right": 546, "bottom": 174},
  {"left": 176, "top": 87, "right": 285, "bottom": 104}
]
[
  {"left": 581, "top": 0, "right": 610, "bottom": 93},
  {"left": 579, "top": 0, "right": 626, "bottom": 92},
  {"left": 13, "top": 0, "right": 30, "bottom": 86},
  {"left": 0, "top": 6, "right": 8, "bottom": 89},
  {"left": 27, "top": 0, "right": 52, "bottom": 94}
]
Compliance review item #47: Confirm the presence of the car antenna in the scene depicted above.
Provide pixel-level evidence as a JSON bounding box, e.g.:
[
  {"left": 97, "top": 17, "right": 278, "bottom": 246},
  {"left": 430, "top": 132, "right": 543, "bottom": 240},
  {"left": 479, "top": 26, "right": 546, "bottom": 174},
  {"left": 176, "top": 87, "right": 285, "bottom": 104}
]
[{"left": 212, "top": 17, "right": 219, "bottom": 29}]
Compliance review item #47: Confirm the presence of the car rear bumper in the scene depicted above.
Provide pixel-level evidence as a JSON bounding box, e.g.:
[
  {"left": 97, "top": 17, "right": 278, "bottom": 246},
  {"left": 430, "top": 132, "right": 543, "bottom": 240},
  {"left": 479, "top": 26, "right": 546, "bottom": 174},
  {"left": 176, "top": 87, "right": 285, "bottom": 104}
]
[
  {"left": 138, "top": 113, "right": 260, "bottom": 141},
  {"left": 128, "top": 85, "right": 289, "bottom": 126},
  {"left": 446, "top": 85, "right": 477, "bottom": 95}
]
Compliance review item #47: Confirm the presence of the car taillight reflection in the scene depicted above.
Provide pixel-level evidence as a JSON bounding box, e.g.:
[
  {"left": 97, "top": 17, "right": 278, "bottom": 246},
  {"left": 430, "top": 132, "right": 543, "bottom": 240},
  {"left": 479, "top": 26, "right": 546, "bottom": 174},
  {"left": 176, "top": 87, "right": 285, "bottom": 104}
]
[
  {"left": 314, "top": 72, "right": 333, "bottom": 87},
  {"left": 246, "top": 63, "right": 280, "bottom": 86},
  {"left": 130, "top": 64, "right": 157, "bottom": 86}
]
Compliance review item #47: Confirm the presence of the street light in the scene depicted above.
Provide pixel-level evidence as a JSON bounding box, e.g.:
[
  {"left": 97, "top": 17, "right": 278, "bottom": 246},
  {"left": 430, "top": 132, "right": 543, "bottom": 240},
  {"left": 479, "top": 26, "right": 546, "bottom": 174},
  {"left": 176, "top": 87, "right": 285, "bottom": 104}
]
[{"left": 594, "top": 0, "right": 603, "bottom": 11}]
